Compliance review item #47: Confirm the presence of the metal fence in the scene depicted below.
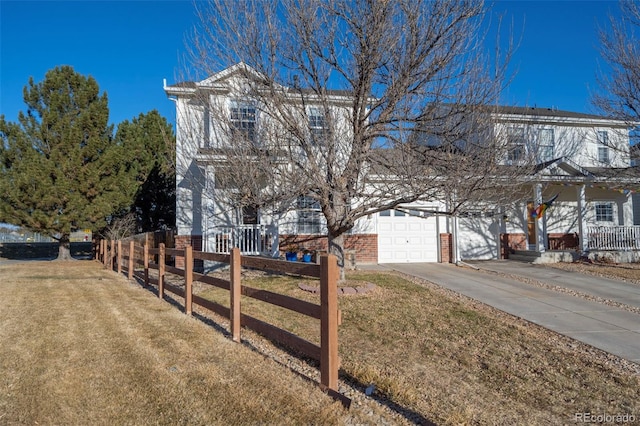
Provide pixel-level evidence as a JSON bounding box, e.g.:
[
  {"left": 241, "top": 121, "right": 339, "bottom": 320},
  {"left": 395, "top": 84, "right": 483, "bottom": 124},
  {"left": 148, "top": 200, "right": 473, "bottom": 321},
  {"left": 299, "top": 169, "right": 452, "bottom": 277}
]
[
  {"left": 0, "top": 231, "right": 53, "bottom": 243},
  {"left": 587, "top": 226, "right": 640, "bottom": 250}
]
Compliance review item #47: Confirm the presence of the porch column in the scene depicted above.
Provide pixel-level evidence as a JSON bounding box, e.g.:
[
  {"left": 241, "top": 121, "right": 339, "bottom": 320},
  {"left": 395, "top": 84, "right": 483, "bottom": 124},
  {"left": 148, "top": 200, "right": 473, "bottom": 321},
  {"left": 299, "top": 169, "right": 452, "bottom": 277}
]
[
  {"left": 576, "top": 184, "right": 588, "bottom": 252},
  {"left": 533, "top": 183, "right": 545, "bottom": 252},
  {"left": 618, "top": 191, "right": 633, "bottom": 226}
]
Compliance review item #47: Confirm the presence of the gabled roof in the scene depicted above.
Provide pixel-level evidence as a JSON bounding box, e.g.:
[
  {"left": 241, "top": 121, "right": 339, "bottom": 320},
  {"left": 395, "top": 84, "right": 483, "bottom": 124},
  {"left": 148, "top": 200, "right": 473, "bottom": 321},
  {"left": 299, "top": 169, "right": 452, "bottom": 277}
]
[
  {"left": 164, "top": 62, "right": 354, "bottom": 99},
  {"left": 531, "top": 157, "right": 640, "bottom": 185},
  {"left": 533, "top": 157, "right": 594, "bottom": 178}
]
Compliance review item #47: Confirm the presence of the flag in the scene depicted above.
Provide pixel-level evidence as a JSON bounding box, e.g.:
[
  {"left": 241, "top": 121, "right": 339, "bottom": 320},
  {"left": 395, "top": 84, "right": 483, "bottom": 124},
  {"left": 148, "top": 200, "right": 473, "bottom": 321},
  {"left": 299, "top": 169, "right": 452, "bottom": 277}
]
[{"left": 531, "top": 194, "right": 559, "bottom": 220}]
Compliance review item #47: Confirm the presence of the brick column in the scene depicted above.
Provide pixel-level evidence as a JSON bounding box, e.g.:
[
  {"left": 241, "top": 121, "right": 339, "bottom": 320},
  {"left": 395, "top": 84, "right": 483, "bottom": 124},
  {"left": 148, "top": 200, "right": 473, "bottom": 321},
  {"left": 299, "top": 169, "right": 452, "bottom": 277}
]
[
  {"left": 440, "top": 233, "right": 452, "bottom": 263},
  {"left": 174, "top": 235, "right": 202, "bottom": 269}
]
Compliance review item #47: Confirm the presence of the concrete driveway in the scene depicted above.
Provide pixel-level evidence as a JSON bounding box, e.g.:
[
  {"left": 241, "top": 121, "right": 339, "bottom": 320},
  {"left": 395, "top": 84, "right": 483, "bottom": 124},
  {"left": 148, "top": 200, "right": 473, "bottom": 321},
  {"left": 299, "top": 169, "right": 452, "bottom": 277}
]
[{"left": 379, "top": 261, "right": 640, "bottom": 364}]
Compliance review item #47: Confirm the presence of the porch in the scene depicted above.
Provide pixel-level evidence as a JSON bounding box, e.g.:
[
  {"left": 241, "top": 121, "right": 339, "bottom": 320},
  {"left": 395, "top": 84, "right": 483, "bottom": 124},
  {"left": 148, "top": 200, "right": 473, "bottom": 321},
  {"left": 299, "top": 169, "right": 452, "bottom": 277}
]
[
  {"left": 206, "top": 224, "right": 278, "bottom": 257},
  {"left": 507, "top": 226, "right": 640, "bottom": 264}
]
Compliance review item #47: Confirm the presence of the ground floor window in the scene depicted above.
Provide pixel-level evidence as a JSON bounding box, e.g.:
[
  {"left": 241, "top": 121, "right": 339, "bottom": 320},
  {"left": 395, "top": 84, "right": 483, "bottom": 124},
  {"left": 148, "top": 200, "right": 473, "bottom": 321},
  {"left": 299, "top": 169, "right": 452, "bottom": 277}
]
[
  {"left": 297, "top": 196, "right": 323, "bottom": 234},
  {"left": 595, "top": 202, "right": 614, "bottom": 222}
]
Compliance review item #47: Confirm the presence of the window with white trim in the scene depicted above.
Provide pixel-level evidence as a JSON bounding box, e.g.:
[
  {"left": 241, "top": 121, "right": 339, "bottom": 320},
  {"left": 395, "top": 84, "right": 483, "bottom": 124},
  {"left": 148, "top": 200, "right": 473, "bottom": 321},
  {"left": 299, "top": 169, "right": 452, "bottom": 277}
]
[
  {"left": 538, "top": 128, "right": 554, "bottom": 162},
  {"left": 595, "top": 202, "right": 614, "bottom": 222},
  {"left": 297, "top": 195, "right": 323, "bottom": 234},
  {"left": 308, "top": 107, "right": 326, "bottom": 145},
  {"left": 507, "top": 126, "right": 525, "bottom": 162},
  {"left": 230, "top": 102, "right": 256, "bottom": 143},
  {"left": 597, "top": 131, "right": 610, "bottom": 164}
]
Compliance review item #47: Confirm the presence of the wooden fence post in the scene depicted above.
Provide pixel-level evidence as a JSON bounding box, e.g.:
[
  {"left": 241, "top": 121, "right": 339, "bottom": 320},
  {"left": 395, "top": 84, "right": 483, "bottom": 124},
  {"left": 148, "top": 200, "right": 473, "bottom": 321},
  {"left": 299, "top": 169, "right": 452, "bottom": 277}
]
[
  {"left": 185, "top": 245, "right": 193, "bottom": 316},
  {"left": 117, "top": 240, "right": 122, "bottom": 275},
  {"left": 128, "top": 240, "right": 134, "bottom": 280},
  {"left": 230, "top": 247, "right": 241, "bottom": 342},
  {"left": 143, "top": 243, "right": 149, "bottom": 287},
  {"left": 320, "top": 253, "right": 339, "bottom": 391},
  {"left": 158, "top": 243, "right": 165, "bottom": 299},
  {"left": 110, "top": 240, "right": 115, "bottom": 271}
]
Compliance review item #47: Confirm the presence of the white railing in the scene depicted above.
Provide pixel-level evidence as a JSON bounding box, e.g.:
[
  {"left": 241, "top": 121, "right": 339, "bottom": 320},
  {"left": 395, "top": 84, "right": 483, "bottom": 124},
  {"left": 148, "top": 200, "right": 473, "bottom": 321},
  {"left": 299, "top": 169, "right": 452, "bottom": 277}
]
[
  {"left": 208, "top": 225, "right": 275, "bottom": 255},
  {"left": 587, "top": 226, "right": 640, "bottom": 250}
]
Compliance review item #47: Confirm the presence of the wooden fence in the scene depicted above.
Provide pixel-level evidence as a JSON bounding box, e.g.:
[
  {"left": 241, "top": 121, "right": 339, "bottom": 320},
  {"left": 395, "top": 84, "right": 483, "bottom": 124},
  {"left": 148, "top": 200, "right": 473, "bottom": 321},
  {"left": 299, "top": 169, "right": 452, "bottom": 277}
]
[{"left": 95, "top": 238, "right": 344, "bottom": 402}]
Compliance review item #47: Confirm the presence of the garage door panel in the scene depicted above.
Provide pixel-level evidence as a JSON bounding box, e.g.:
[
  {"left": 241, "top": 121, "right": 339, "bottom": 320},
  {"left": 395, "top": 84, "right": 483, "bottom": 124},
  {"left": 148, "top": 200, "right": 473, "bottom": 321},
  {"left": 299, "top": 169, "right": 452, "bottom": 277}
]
[
  {"left": 379, "top": 223, "right": 393, "bottom": 232},
  {"left": 408, "top": 223, "right": 422, "bottom": 232}
]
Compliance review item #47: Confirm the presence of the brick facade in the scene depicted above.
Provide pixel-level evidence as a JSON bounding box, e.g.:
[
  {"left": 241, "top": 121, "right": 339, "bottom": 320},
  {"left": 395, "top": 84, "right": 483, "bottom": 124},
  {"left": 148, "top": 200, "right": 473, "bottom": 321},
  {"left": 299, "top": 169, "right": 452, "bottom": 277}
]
[
  {"left": 280, "top": 234, "right": 378, "bottom": 265},
  {"left": 548, "top": 233, "right": 579, "bottom": 250},
  {"left": 500, "top": 233, "right": 527, "bottom": 259},
  {"left": 439, "top": 233, "right": 453, "bottom": 263},
  {"left": 174, "top": 234, "right": 203, "bottom": 269}
]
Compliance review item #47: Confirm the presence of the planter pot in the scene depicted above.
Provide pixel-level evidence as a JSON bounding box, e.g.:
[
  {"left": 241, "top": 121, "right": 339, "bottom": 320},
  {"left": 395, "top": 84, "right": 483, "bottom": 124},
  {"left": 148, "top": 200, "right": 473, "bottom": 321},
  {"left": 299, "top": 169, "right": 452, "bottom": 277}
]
[
  {"left": 302, "top": 253, "right": 312, "bottom": 263},
  {"left": 285, "top": 252, "right": 298, "bottom": 262}
]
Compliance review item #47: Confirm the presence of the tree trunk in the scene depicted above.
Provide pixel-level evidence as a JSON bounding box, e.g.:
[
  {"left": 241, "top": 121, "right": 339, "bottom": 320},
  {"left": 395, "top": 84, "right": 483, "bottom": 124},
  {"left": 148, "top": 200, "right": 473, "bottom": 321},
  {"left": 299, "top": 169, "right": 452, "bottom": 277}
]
[
  {"left": 56, "top": 234, "right": 74, "bottom": 261},
  {"left": 327, "top": 231, "right": 346, "bottom": 282}
]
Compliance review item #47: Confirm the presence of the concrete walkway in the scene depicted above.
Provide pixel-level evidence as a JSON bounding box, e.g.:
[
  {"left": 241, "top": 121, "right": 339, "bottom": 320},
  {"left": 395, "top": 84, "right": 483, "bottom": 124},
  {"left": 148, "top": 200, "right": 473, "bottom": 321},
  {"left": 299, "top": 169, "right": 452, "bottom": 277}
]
[{"left": 376, "top": 261, "right": 640, "bottom": 364}]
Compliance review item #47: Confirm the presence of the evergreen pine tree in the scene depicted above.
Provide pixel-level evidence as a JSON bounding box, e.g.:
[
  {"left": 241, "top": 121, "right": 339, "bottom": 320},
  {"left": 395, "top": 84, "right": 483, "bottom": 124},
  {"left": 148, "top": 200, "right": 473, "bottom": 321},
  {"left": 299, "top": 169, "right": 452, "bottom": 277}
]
[
  {"left": 0, "top": 66, "right": 130, "bottom": 259},
  {"left": 113, "top": 110, "right": 176, "bottom": 233}
]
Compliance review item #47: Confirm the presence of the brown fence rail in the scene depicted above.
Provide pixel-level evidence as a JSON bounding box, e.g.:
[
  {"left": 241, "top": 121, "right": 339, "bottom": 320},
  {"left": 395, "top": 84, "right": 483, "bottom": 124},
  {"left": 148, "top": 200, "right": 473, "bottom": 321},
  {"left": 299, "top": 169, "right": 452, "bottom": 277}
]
[{"left": 96, "top": 238, "right": 343, "bottom": 401}]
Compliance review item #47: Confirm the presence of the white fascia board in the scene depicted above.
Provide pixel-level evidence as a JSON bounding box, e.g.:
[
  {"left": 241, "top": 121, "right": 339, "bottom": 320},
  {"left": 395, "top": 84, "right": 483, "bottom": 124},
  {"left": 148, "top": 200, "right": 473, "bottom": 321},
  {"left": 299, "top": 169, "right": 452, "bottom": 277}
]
[
  {"left": 164, "top": 86, "right": 197, "bottom": 97},
  {"left": 492, "top": 112, "right": 630, "bottom": 129}
]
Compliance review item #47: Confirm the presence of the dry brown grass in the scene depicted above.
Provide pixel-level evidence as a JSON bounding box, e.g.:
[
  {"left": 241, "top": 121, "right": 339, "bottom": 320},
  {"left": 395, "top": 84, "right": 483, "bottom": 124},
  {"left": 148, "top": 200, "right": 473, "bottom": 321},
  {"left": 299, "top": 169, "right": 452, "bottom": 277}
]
[
  {"left": 198, "top": 270, "right": 640, "bottom": 425},
  {"left": 0, "top": 261, "right": 352, "bottom": 425},
  {"left": 3, "top": 261, "right": 640, "bottom": 425}
]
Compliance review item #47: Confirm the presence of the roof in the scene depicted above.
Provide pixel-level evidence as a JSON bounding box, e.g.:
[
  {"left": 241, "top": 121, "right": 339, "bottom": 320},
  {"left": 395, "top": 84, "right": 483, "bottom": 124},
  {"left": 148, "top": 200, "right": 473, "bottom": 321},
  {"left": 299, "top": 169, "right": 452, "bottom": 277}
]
[
  {"left": 492, "top": 105, "right": 607, "bottom": 120},
  {"left": 164, "top": 63, "right": 353, "bottom": 98}
]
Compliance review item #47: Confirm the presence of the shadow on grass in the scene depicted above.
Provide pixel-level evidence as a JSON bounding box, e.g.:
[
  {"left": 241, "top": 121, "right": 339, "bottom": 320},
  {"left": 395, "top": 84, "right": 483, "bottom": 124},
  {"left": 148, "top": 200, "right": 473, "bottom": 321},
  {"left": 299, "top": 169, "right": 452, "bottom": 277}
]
[{"left": 0, "top": 242, "right": 93, "bottom": 260}]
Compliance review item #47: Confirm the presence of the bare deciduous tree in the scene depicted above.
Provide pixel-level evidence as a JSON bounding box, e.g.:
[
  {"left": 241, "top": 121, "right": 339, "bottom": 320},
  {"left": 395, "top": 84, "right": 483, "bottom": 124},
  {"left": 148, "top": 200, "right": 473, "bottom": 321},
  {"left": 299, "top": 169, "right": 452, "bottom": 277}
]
[
  {"left": 594, "top": 1, "right": 640, "bottom": 126},
  {"left": 179, "top": 0, "right": 530, "bottom": 277}
]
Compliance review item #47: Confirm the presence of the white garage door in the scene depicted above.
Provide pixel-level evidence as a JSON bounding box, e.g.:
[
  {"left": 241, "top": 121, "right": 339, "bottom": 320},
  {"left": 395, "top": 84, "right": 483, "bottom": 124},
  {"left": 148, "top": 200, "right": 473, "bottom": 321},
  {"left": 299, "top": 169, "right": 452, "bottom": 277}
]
[
  {"left": 377, "top": 209, "right": 438, "bottom": 263},
  {"left": 457, "top": 215, "right": 499, "bottom": 260}
]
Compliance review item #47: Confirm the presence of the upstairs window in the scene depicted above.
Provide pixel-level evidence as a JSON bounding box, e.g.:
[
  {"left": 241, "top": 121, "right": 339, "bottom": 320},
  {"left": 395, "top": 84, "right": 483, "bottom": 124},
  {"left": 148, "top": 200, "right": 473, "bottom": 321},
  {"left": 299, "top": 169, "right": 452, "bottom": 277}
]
[
  {"left": 297, "top": 195, "right": 323, "bottom": 234},
  {"left": 597, "top": 131, "right": 610, "bottom": 164},
  {"left": 507, "top": 127, "right": 525, "bottom": 162},
  {"left": 230, "top": 102, "right": 256, "bottom": 143},
  {"left": 308, "top": 107, "right": 327, "bottom": 145},
  {"left": 538, "top": 129, "right": 555, "bottom": 162},
  {"left": 595, "top": 202, "right": 614, "bottom": 222}
]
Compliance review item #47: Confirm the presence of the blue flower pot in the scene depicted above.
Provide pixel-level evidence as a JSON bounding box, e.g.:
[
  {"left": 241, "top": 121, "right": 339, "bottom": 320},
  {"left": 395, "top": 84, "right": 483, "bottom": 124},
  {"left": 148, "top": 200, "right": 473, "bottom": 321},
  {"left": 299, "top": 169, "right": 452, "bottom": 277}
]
[
  {"left": 285, "top": 252, "right": 298, "bottom": 262},
  {"left": 302, "top": 253, "right": 312, "bottom": 263}
]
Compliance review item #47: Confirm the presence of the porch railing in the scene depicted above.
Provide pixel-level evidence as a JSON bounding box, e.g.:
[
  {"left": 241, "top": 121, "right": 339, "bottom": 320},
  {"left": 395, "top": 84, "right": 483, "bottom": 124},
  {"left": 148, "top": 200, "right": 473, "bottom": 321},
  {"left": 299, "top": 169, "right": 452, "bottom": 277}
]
[
  {"left": 208, "top": 225, "right": 275, "bottom": 255},
  {"left": 587, "top": 226, "right": 640, "bottom": 250}
]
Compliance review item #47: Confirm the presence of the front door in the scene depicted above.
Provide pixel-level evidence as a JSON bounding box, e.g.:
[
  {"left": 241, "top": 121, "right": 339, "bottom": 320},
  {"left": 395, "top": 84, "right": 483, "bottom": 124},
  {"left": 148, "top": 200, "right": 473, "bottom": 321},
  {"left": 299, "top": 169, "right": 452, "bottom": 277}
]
[{"left": 242, "top": 205, "right": 259, "bottom": 225}]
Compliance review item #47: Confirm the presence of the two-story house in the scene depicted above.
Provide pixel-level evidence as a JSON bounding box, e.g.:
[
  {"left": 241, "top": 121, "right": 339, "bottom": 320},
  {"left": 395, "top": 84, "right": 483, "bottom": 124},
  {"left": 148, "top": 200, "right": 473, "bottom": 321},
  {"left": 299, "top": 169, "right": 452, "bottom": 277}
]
[{"left": 165, "top": 64, "right": 639, "bottom": 265}]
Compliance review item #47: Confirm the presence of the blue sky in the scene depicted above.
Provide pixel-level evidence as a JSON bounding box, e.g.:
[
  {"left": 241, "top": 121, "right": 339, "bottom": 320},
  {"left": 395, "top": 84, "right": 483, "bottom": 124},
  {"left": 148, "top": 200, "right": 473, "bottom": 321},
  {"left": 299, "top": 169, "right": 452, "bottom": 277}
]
[{"left": 0, "top": 0, "right": 623, "bottom": 128}]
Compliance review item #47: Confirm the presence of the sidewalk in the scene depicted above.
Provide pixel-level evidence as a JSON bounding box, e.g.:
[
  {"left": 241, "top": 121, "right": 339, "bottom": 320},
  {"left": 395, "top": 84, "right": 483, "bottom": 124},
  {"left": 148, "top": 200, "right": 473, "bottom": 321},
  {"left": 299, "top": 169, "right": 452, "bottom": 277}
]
[{"left": 373, "top": 262, "right": 640, "bottom": 364}]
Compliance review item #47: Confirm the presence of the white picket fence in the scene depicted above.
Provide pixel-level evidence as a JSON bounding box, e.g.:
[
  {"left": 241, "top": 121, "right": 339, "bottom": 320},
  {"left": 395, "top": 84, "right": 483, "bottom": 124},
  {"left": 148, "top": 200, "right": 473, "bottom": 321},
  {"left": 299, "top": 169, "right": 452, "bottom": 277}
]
[
  {"left": 207, "top": 225, "right": 276, "bottom": 255},
  {"left": 587, "top": 226, "right": 640, "bottom": 250}
]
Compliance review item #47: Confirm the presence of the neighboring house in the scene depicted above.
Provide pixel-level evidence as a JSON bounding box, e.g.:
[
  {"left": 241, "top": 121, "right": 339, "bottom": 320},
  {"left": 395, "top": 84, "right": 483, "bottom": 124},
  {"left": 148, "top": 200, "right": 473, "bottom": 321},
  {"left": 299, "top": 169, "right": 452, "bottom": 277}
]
[
  {"left": 631, "top": 144, "right": 640, "bottom": 225},
  {"left": 165, "top": 64, "right": 640, "bottom": 265}
]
